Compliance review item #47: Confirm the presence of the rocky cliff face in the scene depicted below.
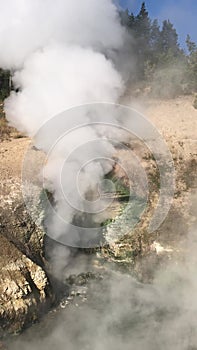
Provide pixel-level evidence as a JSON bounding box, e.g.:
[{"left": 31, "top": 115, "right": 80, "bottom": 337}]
[
  {"left": 0, "top": 138, "right": 54, "bottom": 336},
  {"left": 0, "top": 233, "right": 50, "bottom": 336}
]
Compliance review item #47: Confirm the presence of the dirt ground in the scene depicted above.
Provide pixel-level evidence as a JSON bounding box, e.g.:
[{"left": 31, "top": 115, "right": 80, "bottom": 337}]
[
  {"left": 0, "top": 137, "right": 30, "bottom": 181},
  {"left": 0, "top": 95, "right": 196, "bottom": 181}
]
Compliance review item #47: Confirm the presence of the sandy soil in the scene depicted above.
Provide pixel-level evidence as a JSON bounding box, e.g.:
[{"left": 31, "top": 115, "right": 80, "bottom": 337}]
[
  {"left": 146, "top": 95, "right": 197, "bottom": 141},
  {"left": 0, "top": 137, "right": 30, "bottom": 182},
  {"left": 1, "top": 95, "right": 196, "bottom": 179}
]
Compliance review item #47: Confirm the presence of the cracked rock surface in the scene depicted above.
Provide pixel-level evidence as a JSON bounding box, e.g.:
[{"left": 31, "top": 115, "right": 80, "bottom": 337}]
[{"left": 0, "top": 137, "right": 53, "bottom": 336}]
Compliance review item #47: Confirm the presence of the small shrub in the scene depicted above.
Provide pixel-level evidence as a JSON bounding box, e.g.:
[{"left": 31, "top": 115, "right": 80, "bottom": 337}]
[
  {"left": 150, "top": 64, "right": 187, "bottom": 99},
  {"left": 193, "top": 95, "right": 197, "bottom": 109},
  {"left": 0, "top": 117, "right": 12, "bottom": 141}
]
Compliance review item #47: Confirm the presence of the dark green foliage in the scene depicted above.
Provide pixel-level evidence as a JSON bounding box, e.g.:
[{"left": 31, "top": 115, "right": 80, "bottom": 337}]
[
  {"left": 130, "top": 2, "right": 152, "bottom": 80},
  {"left": 186, "top": 35, "right": 197, "bottom": 91},
  {"left": 186, "top": 34, "right": 196, "bottom": 54},
  {"left": 150, "top": 19, "right": 161, "bottom": 56},
  {"left": 160, "top": 20, "right": 179, "bottom": 55},
  {"left": 0, "top": 69, "right": 10, "bottom": 101},
  {"left": 119, "top": 1, "right": 197, "bottom": 96}
]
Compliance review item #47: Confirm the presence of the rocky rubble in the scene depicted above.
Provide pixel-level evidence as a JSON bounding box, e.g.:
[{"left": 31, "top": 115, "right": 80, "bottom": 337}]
[{"left": 0, "top": 233, "right": 52, "bottom": 336}]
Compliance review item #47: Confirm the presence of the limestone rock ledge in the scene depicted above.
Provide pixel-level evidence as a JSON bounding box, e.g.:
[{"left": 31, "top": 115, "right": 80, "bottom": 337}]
[{"left": 0, "top": 233, "right": 52, "bottom": 337}]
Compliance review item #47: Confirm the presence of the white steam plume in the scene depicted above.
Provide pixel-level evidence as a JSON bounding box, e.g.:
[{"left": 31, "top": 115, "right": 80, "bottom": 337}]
[
  {"left": 0, "top": 0, "right": 129, "bottom": 246},
  {"left": 0, "top": 0, "right": 125, "bottom": 133}
]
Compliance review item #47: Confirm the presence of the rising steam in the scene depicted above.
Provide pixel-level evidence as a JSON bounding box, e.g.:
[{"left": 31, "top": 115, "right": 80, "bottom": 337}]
[
  {"left": 1, "top": 2, "right": 197, "bottom": 350},
  {"left": 0, "top": 0, "right": 125, "bottom": 133},
  {"left": 0, "top": 0, "right": 130, "bottom": 245},
  {"left": 0, "top": 0, "right": 175, "bottom": 248}
]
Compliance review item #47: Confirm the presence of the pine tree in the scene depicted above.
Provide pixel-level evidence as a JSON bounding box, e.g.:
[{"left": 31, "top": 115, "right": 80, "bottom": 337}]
[
  {"left": 186, "top": 34, "right": 197, "bottom": 54},
  {"left": 128, "top": 12, "right": 135, "bottom": 30},
  {"left": 134, "top": 2, "right": 152, "bottom": 78},
  {"left": 119, "top": 2, "right": 192, "bottom": 94},
  {"left": 143, "top": 19, "right": 161, "bottom": 81},
  {"left": 119, "top": 9, "right": 130, "bottom": 27},
  {"left": 135, "top": 2, "right": 151, "bottom": 42},
  {"left": 161, "top": 20, "right": 180, "bottom": 55},
  {"left": 186, "top": 35, "right": 197, "bottom": 91},
  {"left": 150, "top": 19, "right": 161, "bottom": 52}
]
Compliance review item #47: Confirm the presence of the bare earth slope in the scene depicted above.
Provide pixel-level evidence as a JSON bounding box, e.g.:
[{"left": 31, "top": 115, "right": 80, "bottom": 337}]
[{"left": 101, "top": 95, "right": 197, "bottom": 276}]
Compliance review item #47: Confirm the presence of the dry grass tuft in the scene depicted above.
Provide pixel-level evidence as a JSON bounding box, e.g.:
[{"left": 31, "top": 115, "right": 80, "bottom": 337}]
[
  {"left": 0, "top": 117, "right": 13, "bottom": 141},
  {"left": 0, "top": 102, "right": 25, "bottom": 141}
]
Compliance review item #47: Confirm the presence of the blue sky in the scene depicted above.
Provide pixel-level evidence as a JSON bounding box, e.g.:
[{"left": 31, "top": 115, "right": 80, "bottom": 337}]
[{"left": 119, "top": 0, "right": 197, "bottom": 49}]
